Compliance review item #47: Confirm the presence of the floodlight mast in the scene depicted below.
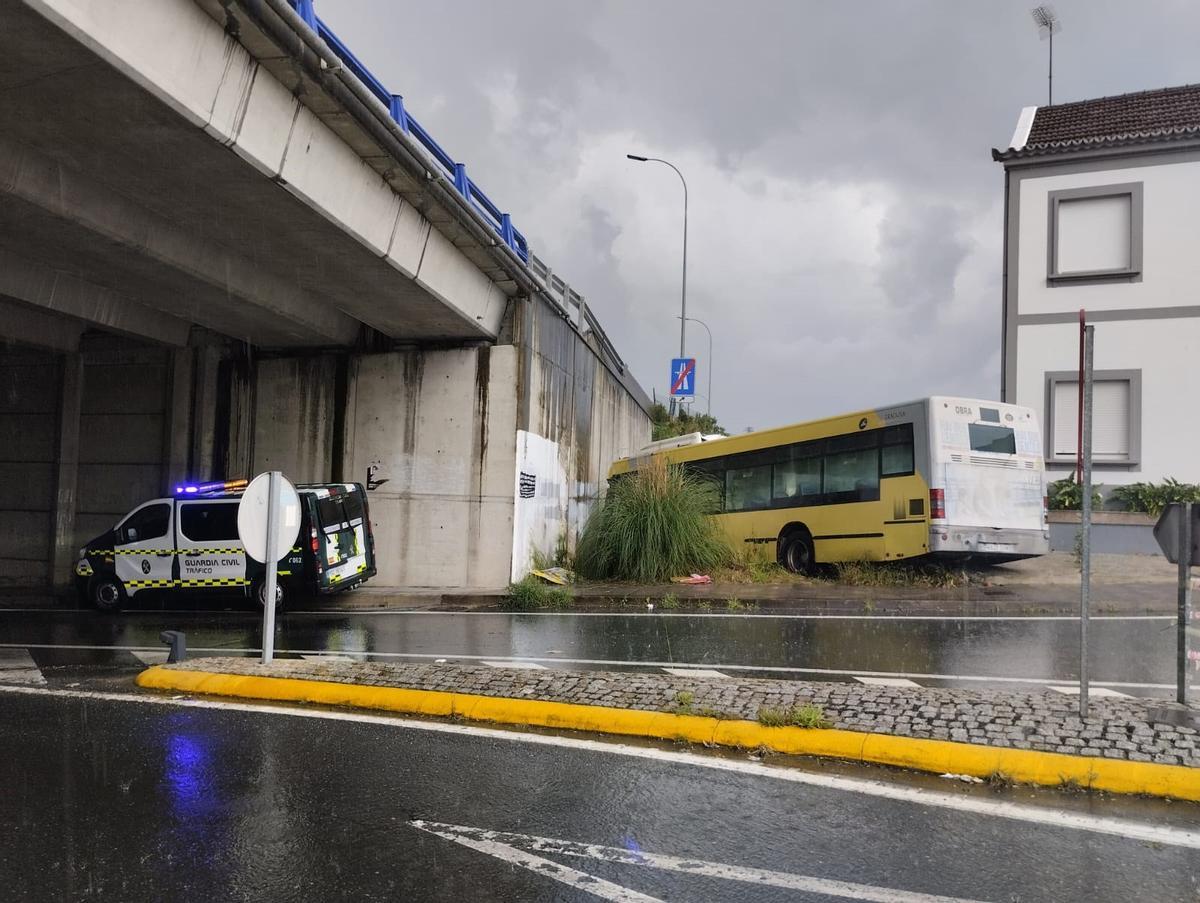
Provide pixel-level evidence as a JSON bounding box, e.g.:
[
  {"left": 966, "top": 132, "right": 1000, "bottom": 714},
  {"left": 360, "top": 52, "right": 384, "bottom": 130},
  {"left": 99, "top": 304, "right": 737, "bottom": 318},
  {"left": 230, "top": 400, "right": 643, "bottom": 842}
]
[{"left": 1031, "top": 5, "right": 1061, "bottom": 105}]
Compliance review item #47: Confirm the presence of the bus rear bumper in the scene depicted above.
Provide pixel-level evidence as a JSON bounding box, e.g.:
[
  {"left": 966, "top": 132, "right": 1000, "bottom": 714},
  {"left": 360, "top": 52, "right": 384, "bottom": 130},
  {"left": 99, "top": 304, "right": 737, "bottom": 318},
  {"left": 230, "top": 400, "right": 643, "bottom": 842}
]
[{"left": 928, "top": 525, "right": 1049, "bottom": 560}]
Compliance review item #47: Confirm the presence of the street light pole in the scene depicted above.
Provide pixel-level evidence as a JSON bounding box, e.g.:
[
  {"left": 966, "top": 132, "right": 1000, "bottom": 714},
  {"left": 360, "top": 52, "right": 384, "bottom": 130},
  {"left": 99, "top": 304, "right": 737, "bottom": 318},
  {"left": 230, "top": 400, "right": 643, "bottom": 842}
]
[
  {"left": 627, "top": 154, "right": 688, "bottom": 412},
  {"left": 679, "top": 315, "right": 712, "bottom": 416}
]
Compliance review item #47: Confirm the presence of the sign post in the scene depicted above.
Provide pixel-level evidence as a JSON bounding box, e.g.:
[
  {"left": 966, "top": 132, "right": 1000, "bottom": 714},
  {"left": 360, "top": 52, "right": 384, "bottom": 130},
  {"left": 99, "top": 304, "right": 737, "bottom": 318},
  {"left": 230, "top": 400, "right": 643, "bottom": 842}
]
[
  {"left": 1153, "top": 501, "right": 1198, "bottom": 705},
  {"left": 1078, "top": 322, "right": 1094, "bottom": 718},
  {"left": 237, "top": 471, "right": 301, "bottom": 664}
]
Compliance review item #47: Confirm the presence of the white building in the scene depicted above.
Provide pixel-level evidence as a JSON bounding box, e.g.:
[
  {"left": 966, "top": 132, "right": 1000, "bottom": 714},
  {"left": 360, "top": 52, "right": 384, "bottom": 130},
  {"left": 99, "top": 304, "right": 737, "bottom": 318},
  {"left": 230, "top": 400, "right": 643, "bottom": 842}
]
[{"left": 993, "top": 84, "right": 1200, "bottom": 486}]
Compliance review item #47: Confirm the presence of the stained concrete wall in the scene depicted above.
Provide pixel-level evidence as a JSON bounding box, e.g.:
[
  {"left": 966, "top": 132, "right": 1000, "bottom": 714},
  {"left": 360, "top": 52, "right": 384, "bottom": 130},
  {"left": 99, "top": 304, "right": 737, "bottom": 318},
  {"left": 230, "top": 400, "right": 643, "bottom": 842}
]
[
  {"left": 0, "top": 345, "right": 60, "bottom": 585},
  {"left": 343, "top": 347, "right": 519, "bottom": 587},
  {"left": 74, "top": 335, "right": 173, "bottom": 549},
  {"left": 512, "top": 299, "right": 651, "bottom": 578},
  {"left": 251, "top": 355, "right": 340, "bottom": 482}
]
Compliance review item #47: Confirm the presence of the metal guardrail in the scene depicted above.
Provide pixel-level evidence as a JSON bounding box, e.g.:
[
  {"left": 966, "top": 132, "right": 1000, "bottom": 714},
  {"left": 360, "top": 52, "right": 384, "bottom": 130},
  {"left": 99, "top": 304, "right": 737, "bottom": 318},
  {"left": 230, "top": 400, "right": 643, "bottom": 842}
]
[
  {"left": 288, "top": 0, "right": 627, "bottom": 375},
  {"left": 291, "top": 0, "right": 528, "bottom": 263}
]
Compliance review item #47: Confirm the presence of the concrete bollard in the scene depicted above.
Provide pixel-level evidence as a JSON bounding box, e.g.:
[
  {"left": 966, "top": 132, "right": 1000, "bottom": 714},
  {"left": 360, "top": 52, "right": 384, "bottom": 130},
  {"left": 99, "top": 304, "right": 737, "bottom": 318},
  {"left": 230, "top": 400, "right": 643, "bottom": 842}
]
[{"left": 160, "top": 630, "right": 186, "bottom": 664}]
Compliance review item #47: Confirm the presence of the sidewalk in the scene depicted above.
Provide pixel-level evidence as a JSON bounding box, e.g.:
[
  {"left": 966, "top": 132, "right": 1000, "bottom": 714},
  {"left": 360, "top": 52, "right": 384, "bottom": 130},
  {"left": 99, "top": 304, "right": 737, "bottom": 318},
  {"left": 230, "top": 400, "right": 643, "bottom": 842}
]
[
  {"left": 8, "top": 552, "right": 1186, "bottom": 614},
  {"left": 137, "top": 656, "right": 1200, "bottom": 801}
]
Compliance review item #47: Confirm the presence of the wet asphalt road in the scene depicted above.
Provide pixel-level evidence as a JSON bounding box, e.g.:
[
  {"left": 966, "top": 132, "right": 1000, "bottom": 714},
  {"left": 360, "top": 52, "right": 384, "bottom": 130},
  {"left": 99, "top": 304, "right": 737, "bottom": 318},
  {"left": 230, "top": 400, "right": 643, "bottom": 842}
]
[
  {"left": 1, "top": 688, "right": 1197, "bottom": 902},
  {"left": 0, "top": 607, "right": 1186, "bottom": 696}
]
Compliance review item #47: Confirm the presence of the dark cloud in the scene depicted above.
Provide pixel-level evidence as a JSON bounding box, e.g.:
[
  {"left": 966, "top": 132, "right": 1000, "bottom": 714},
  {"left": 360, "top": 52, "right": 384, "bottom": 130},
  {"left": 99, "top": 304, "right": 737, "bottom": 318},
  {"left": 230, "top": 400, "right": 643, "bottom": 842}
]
[{"left": 321, "top": 0, "right": 1200, "bottom": 429}]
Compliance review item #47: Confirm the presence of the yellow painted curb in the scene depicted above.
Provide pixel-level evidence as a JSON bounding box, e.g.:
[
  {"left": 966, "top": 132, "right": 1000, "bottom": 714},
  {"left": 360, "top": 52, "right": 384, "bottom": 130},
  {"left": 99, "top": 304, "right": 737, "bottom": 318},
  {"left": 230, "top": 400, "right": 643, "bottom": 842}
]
[{"left": 135, "top": 666, "right": 1200, "bottom": 801}]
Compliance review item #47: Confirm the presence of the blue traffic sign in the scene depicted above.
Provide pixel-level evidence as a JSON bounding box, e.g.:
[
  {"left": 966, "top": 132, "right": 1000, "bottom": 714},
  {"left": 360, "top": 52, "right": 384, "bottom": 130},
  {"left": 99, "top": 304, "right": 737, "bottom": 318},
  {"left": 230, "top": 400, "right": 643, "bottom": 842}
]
[{"left": 670, "top": 358, "right": 696, "bottom": 397}]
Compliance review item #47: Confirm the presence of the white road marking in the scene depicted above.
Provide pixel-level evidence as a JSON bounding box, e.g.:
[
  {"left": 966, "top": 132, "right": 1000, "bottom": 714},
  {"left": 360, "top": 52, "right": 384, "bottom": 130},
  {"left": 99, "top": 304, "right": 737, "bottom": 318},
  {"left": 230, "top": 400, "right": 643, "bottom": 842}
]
[
  {"left": 662, "top": 667, "right": 727, "bottom": 678},
  {"left": 482, "top": 660, "right": 547, "bottom": 670},
  {"left": 0, "top": 608, "right": 1174, "bottom": 621},
  {"left": 1, "top": 683, "right": 1197, "bottom": 850},
  {"left": 410, "top": 821, "right": 663, "bottom": 902},
  {"left": 0, "top": 649, "right": 45, "bottom": 685},
  {"left": 0, "top": 642, "right": 1176, "bottom": 691},
  {"left": 856, "top": 677, "right": 922, "bottom": 688},
  {"left": 412, "top": 821, "right": 988, "bottom": 903},
  {"left": 1048, "top": 686, "right": 1133, "bottom": 698}
]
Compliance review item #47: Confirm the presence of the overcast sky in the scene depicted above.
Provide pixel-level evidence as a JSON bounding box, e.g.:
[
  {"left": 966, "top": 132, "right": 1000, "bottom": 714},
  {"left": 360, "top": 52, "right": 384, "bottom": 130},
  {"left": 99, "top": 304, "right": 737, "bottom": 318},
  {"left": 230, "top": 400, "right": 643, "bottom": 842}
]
[{"left": 323, "top": 1, "right": 1199, "bottom": 432}]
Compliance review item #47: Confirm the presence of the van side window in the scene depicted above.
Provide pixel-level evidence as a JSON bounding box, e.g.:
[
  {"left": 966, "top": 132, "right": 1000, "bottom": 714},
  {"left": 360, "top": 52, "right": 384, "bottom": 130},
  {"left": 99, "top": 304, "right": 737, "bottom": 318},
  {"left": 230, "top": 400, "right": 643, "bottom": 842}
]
[
  {"left": 179, "top": 503, "right": 240, "bottom": 542},
  {"left": 121, "top": 503, "right": 170, "bottom": 543}
]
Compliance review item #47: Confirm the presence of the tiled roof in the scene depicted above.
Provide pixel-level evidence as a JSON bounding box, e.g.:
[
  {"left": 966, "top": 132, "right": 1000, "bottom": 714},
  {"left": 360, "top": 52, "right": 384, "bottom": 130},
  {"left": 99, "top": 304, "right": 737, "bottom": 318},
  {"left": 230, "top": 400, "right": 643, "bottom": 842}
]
[{"left": 994, "top": 83, "right": 1200, "bottom": 160}]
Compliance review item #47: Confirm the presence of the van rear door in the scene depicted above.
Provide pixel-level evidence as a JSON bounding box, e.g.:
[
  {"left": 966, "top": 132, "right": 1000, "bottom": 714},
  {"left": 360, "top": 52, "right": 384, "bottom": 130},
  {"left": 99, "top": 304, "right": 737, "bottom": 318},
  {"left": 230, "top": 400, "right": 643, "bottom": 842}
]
[{"left": 313, "top": 486, "right": 371, "bottom": 587}]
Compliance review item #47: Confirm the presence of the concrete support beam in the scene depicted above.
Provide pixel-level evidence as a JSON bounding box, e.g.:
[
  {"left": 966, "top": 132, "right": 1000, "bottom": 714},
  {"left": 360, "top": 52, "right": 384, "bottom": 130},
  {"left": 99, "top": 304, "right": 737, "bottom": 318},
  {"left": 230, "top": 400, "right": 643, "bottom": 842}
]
[
  {"left": 0, "top": 135, "right": 358, "bottom": 346},
  {"left": 0, "top": 250, "right": 190, "bottom": 347},
  {"left": 0, "top": 295, "right": 84, "bottom": 353},
  {"left": 49, "top": 353, "right": 82, "bottom": 593}
]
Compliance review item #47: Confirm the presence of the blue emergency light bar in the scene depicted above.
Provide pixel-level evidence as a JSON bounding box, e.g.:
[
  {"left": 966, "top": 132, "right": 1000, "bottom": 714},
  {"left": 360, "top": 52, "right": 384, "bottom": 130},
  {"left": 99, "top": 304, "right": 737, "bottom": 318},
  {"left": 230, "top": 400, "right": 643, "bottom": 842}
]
[{"left": 173, "top": 479, "right": 249, "bottom": 496}]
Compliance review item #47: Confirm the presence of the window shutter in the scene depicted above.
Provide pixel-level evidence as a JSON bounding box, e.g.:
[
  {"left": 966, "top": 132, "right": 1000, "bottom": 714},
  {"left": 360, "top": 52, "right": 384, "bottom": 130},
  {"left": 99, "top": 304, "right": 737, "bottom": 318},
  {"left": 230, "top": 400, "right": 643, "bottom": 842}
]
[
  {"left": 1052, "top": 381, "right": 1079, "bottom": 456},
  {"left": 1052, "top": 378, "right": 1129, "bottom": 460},
  {"left": 1092, "top": 380, "right": 1130, "bottom": 459}
]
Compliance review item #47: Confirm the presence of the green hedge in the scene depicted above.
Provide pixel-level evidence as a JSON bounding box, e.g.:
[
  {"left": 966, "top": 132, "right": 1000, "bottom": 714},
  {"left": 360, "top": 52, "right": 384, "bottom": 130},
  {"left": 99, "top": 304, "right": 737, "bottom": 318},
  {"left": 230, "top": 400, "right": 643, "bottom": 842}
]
[
  {"left": 1047, "top": 476, "right": 1101, "bottom": 511},
  {"left": 1111, "top": 479, "right": 1200, "bottom": 518}
]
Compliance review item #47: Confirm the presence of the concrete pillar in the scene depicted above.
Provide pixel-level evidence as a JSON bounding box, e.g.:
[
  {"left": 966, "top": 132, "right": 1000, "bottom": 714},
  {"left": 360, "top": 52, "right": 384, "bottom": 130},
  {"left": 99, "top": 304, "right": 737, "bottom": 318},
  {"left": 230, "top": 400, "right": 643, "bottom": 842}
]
[
  {"left": 49, "top": 353, "right": 83, "bottom": 593},
  {"left": 190, "top": 345, "right": 222, "bottom": 481},
  {"left": 165, "top": 348, "right": 194, "bottom": 486}
]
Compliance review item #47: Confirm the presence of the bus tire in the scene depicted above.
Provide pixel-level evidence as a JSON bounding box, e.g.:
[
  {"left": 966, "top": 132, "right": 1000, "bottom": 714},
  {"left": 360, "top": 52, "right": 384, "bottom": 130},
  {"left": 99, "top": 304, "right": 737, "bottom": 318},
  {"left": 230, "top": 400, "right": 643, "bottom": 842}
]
[
  {"left": 89, "top": 575, "right": 125, "bottom": 613},
  {"left": 252, "top": 577, "right": 286, "bottom": 612},
  {"left": 779, "top": 529, "right": 816, "bottom": 575}
]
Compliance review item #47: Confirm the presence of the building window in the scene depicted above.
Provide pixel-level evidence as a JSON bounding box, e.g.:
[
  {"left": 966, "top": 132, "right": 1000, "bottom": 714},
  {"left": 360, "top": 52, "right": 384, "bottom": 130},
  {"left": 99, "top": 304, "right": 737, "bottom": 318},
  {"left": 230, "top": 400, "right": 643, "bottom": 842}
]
[
  {"left": 1047, "top": 183, "right": 1142, "bottom": 282},
  {"left": 1044, "top": 370, "right": 1141, "bottom": 466}
]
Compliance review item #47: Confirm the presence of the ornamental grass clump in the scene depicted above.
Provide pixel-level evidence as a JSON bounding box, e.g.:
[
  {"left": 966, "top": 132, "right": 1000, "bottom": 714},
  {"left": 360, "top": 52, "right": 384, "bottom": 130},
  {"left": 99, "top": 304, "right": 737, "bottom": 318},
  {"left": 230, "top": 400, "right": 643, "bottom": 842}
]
[{"left": 574, "top": 457, "right": 732, "bottom": 582}]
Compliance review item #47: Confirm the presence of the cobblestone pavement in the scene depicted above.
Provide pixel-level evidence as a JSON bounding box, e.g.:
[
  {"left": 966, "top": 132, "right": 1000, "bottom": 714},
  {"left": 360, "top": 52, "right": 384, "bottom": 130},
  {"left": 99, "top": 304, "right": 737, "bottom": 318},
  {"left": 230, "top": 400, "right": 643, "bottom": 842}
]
[{"left": 169, "top": 657, "right": 1200, "bottom": 767}]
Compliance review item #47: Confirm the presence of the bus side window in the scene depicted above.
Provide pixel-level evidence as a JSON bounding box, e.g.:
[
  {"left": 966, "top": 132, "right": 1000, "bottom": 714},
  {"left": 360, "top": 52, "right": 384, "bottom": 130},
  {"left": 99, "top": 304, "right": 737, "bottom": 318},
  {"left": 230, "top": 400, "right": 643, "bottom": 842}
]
[
  {"left": 685, "top": 461, "right": 725, "bottom": 512},
  {"left": 823, "top": 447, "right": 880, "bottom": 502},
  {"left": 882, "top": 424, "right": 915, "bottom": 476},
  {"left": 773, "top": 456, "right": 821, "bottom": 504},
  {"left": 726, "top": 465, "right": 771, "bottom": 511}
]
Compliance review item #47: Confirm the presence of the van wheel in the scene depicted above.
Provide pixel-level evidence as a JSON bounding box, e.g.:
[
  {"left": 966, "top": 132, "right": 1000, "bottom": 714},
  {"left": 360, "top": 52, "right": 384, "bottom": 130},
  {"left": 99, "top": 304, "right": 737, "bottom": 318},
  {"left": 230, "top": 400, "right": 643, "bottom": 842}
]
[
  {"left": 779, "top": 530, "right": 816, "bottom": 575},
  {"left": 89, "top": 576, "right": 125, "bottom": 613},
  {"left": 253, "top": 577, "right": 285, "bottom": 612}
]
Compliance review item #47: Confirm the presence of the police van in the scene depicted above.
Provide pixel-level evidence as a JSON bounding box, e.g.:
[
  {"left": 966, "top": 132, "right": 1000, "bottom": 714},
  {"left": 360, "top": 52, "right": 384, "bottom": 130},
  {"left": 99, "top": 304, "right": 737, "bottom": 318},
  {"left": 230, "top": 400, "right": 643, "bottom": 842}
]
[{"left": 74, "top": 479, "right": 377, "bottom": 612}]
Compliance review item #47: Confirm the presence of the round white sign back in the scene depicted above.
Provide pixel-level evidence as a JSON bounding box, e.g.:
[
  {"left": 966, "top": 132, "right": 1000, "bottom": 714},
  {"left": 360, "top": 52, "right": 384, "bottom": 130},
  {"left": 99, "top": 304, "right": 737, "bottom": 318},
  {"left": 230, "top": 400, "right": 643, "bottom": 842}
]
[{"left": 237, "top": 472, "right": 302, "bottom": 563}]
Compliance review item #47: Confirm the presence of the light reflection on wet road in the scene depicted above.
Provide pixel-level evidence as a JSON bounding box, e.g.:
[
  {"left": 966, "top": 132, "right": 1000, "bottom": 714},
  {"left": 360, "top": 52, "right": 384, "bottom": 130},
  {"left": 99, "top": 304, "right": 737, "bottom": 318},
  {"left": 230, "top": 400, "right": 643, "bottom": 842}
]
[{"left": 0, "top": 607, "right": 1183, "bottom": 695}]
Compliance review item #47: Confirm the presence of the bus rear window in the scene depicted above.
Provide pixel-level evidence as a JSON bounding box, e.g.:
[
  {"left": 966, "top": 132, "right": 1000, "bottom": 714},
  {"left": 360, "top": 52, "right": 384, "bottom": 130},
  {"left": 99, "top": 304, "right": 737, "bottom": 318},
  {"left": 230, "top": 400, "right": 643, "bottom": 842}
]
[{"left": 968, "top": 423, "right": 1016, "bottom": 454}]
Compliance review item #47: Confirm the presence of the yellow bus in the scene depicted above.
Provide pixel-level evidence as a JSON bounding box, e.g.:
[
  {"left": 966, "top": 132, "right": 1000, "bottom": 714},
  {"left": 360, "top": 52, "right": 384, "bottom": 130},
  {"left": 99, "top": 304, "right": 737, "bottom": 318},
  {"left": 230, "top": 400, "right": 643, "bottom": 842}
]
[{"left": 609, "top": 396, "right": 1049, "bottom": 572}]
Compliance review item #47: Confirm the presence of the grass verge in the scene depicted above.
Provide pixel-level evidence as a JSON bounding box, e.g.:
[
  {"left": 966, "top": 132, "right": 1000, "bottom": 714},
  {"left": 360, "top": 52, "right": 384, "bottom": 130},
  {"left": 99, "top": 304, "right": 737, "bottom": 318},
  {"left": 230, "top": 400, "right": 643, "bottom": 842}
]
[
  {"left": 502, "top": 576, "right": 572, "bottom": 612},
  {"left": 756, "top": 702, "right": 831, "bottom": 729}
]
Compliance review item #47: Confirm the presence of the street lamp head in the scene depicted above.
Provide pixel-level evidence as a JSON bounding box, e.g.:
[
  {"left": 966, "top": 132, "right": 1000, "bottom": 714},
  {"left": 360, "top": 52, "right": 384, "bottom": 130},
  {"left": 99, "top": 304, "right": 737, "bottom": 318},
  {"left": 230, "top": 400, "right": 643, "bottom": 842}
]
[
  {"left": 626, "top": 154, "right": 649, "bottom": 162},
  {"left": 1030, "top": 4, "right": 1061, "bottom": 36}
]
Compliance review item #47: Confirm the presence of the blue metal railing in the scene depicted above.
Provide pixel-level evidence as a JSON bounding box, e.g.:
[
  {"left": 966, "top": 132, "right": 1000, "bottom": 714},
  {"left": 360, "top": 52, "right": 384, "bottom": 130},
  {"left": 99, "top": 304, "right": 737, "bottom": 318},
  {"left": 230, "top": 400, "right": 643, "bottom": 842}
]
[{"left": 290, "top": 0, "right": 529, "bottom": 262}]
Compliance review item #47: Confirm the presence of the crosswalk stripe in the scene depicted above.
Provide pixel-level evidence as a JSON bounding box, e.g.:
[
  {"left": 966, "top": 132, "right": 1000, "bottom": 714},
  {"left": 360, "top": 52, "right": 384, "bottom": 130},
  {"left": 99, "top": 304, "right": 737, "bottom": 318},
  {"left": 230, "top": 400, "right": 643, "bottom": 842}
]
[
  {"left": 1048, "top": 686, "right": 1133, "bottom": 698},
  {"left": 662, "top": 667, "right": 728, "bottom": 679},
  {"left": 482, "top": 660, "right": 548, "bottom": 670},
  {"left": 856, "top": 677, "right": 921, "bottom": 688},
  {"left": 0, "top": 649, "right": 46, "bottom": 685}
]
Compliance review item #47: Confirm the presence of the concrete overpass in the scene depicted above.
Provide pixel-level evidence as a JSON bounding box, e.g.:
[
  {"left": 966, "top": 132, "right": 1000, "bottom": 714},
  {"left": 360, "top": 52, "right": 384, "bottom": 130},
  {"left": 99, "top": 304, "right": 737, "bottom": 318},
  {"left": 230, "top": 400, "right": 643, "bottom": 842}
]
[{"left": 0, "top": 0, "right": 651, "bottom": 591}]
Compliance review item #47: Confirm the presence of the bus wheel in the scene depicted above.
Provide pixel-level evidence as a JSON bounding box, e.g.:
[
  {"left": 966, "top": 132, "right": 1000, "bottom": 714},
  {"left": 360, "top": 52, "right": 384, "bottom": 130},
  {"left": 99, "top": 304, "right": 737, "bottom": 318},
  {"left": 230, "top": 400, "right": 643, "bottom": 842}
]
[
  {"left": 253, "top": 577, "right": 286, "bottom": 612},
  {"left": 779, "top": 530, "right": 815, "bottom": 575},
  {"left": 89, "top": 575, "right": 125, "bottom": 613}
]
